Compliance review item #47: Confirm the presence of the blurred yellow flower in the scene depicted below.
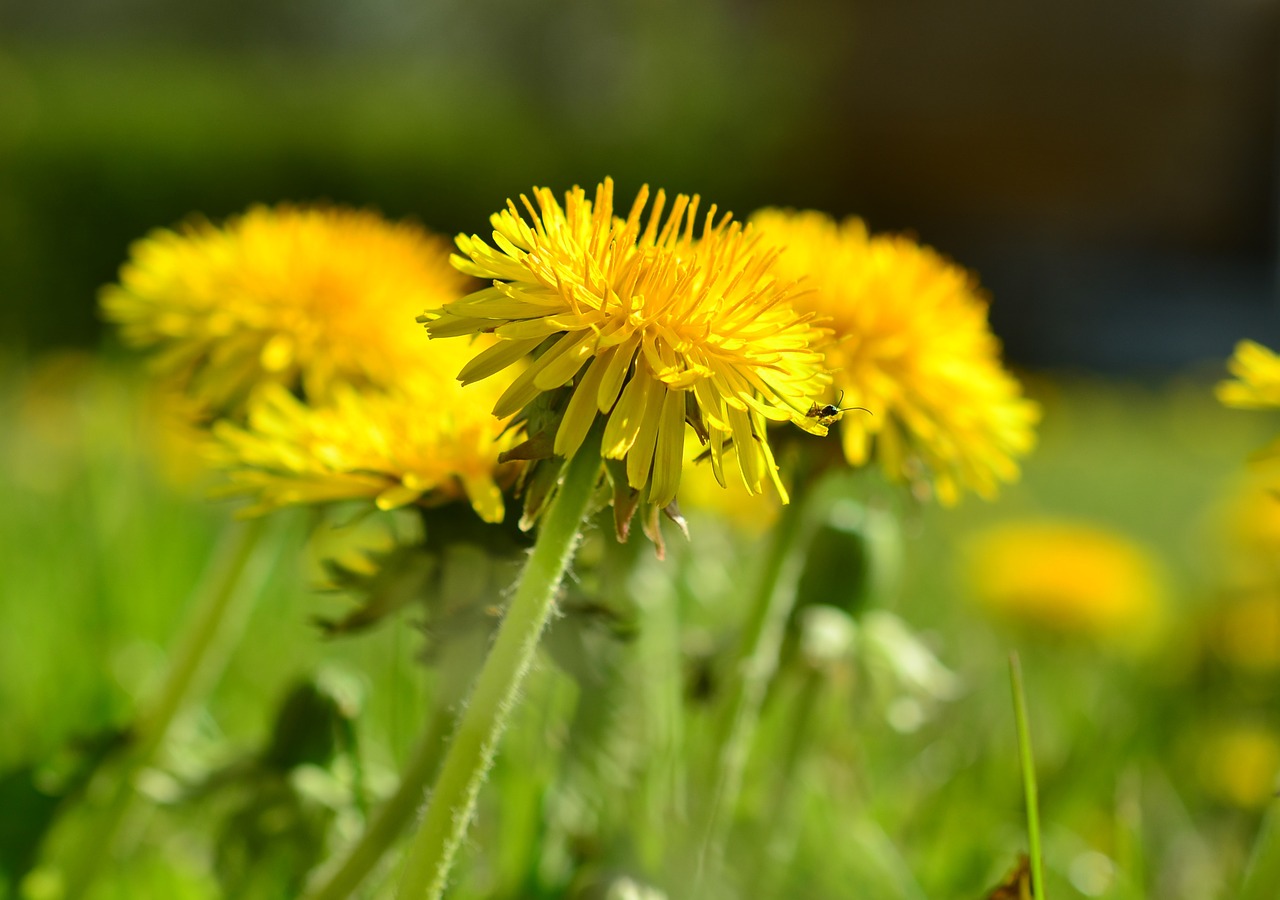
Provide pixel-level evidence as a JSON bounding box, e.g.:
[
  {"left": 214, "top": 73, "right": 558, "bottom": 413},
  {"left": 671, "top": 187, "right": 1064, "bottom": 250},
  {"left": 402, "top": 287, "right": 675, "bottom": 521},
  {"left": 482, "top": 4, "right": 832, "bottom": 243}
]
[
  {"left": 749, "top": 210, "right": 1039, "bottom": 505},
  {"left": 1217, "top": 340, "right": 1280, "bottom": 410},
  {"left": 1219, "top": 472, "right": 1280, "bottom": 559},
  {"left": 1203, "top": 473, "right": 1280, "bottom": 670},
  {"left": 1211, "top": 592, "right": 1280, "bottom": 672},
  {"left": 1196, "top": 722, "right": 1280, "bottom": 808},
  {"left": 1207, "top": 469, "right": 1280, "bottom": 593},
  {"left": 207, "top": 361, "right": 516, "bottom": 523},
  {"left": 425, "top": 178, "right": 832, "bottom": 508},
  {"left": 102, "top": 205, "right": 471, "bottom": 414},
  {"left": 963, "top": 519, "right": 1166, "bottom": 647},
  {"left": 678, "top": 438, "right": 781, "bottom": 534}
]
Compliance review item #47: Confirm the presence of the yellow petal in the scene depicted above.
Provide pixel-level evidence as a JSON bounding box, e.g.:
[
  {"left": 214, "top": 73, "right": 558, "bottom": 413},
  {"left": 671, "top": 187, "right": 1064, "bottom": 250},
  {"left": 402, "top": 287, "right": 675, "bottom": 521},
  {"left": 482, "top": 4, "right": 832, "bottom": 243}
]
[
  {"left": 626, "top": 380, "right": 666, "bottom": 490},
  {"left": 649, "top": 388, "right": 687, "bottom": 506}
]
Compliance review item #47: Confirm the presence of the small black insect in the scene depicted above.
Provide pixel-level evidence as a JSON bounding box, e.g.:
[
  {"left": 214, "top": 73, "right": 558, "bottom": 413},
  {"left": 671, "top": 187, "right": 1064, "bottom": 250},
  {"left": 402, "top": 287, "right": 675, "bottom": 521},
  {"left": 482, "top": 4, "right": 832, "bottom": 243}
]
[{"left": 806, "top": 390, "right": 870, "bottom": 427}]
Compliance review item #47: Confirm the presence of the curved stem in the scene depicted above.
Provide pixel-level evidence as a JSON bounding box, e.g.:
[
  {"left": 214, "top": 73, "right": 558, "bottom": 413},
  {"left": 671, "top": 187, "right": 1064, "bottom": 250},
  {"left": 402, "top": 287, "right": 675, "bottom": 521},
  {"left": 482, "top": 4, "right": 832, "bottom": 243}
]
[
  {"left": 60, "top": 515, "right": 277, "bottom": 900},
  {"left": 397, "top": 435, "right": 602, "bottom": 899},
  {"left": 303, "top": 706, "right": 455, "bottom": 900},
  {"left": 694, "top": 496, "right": 813, "bottom": 884}
]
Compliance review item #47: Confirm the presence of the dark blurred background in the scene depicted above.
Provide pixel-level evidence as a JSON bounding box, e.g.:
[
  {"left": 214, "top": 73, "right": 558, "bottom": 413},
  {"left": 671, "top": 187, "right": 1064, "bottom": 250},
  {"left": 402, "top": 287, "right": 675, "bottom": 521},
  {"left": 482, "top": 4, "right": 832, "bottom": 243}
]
[{"left": 2, "top": 0, "right": 1277, "bottom": 371}]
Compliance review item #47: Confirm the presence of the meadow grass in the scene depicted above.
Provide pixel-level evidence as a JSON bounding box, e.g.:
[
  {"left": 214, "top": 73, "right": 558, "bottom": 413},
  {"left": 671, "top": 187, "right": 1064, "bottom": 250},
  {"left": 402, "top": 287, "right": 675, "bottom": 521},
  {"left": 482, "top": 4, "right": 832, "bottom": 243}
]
[{"left": 3, "top": 355, "right": 1278, "bottom": 898}]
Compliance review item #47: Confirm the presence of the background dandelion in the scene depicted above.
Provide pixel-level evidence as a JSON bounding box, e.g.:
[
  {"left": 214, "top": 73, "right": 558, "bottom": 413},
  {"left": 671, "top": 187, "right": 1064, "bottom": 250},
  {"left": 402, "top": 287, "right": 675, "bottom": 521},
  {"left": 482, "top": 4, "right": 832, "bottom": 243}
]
[
  {"left": 751, "top": 209, "right": 1039, "bottom": 504},
  {"left": 962, "top": 518, "right": 1167, "bottom": 650},
  {"left": 102, "top": 205, "right": 472, "bottom": 415},
  {"left": 207, "top": 374, "right": 516, "bottom": 523}
]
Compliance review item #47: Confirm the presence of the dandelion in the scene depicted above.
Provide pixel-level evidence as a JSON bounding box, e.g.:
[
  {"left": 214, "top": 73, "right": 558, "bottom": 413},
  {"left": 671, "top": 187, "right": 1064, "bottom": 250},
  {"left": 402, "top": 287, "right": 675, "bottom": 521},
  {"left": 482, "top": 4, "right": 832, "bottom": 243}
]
[
  {"left": 424, "top": 178, "right": 832, "bottom": 509},
  {"left": 962, "top": 518, "right": 1166, "bottom": 648},
  {"left": 1210, "top": 592, "right": 1280, "bottom": 672},
  {"left": 1201, "top": 473, "right": 1280, "bottom": 671},
  {"left": 1219, "top": 471, "right": 1280, "bottom": 556},
  {"left": 207, "top": 360, "right": 516, "bottom": 524},
  {"left": 102, "top": 205, "right": 471, "bottom": 414},
  {"left": 749, "top": 209, "right": 1039, "bottom": 504},
  {"left": 1196, "top": 722, "right": 1280, "bottom": 808},
  {"left": 1217, "top": 340, "right": 1280, "bottom": 410}
]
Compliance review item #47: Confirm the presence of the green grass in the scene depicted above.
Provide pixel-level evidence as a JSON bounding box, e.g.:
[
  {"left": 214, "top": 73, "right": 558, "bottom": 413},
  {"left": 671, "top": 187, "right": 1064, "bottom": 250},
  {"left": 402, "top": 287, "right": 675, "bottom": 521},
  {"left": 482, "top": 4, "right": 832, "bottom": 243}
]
[{"left": 3, "top": 354, "right": 1279, "bottom": 899}]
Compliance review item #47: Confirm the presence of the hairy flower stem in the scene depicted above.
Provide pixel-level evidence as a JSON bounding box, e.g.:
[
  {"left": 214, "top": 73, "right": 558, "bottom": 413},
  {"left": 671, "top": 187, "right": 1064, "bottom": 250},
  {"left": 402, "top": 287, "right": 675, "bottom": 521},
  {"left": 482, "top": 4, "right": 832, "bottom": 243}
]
[
  {"left": 695, "top": 494, "right": 816, "bottom": 885},
  {"left": 397, "top": 432, "right": 603, "bottom": 899},
  {"left": 59, "top": 515, "right": 279, "bottom": 900},
  {"left": 304, "top": 706, "right": 455, "bottom": 900}
]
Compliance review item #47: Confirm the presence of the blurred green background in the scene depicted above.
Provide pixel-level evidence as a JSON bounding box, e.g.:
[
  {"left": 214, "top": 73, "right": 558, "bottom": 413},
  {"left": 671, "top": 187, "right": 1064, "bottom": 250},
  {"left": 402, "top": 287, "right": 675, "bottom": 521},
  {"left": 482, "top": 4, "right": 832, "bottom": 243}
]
[
  {"left": 2, "top": 0, "right": 1277, "bottom": 366},
  {"left": 5, "top": 2, "right": 1280, "bottom": 898}
]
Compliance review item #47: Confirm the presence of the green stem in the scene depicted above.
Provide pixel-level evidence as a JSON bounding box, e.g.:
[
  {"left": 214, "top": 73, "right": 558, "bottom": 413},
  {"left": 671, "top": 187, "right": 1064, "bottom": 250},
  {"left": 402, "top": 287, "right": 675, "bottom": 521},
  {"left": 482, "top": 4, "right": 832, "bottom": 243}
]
[
  {"left": 695, "top": 497, "right": 812, "bottom": 883},
  {"left": 1113, "top": 769, "right": 1144, "bottom": 899},
  {"left": 1009, "top": 651, "right": 1047, "bottom": 900},
  {"left": 60, "top": 515, "right": 277, "bottom": 900},
  {"left": 304, "top": 706, "right": 455, "bottom": 900},
  {"left": 1240, "top": 799, "right": 1280, "bottom": 900},
  {"left": 754, "top": 666, "right": 821, "bottom": 891},
  {"left": 397, "top": 435, "right": 602, "bottom": 899}
]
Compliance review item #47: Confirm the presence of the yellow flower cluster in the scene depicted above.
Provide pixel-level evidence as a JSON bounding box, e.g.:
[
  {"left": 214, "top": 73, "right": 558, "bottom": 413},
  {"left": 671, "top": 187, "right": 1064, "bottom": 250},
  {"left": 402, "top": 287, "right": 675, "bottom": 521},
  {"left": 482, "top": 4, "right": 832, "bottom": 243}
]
[
  {"left": 105, "top": 183, "right": 1042, "bottom": 527},
  {"left": 102, "top": 205, "right": 472, "bottom": 413},
  {"left": 428, "top": 178, "right": 832, "bottom": 508},
  {"left": 102, "top": 205, "right": 514, "bottom": 523},
  {"left": 750, "top": 210, "right": 1038, "bottom": 504}
]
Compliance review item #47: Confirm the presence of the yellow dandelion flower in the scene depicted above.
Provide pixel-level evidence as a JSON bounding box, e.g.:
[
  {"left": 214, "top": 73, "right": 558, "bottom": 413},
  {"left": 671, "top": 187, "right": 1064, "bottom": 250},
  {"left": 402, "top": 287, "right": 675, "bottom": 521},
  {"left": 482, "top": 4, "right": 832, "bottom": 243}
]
[
  {"left": 1196, "top": 722, "right": 1280, "bottom": 808},
  {"left": 1217, "top": 340, "right": 1280, "bottom": 409},
  {"left": 963, "top": 518, "right": 1166, "bottom": 648},
  {"left": 1211, "top": 592, "right": 1280, "bottom": 672},
  {"left": 750, "top": 209, "right": 1039, "bottom": 505},
  {"left": 1220, "top": 471, "right": 1280, "bottom": 557},
  {"left": 1207, "top": 469, "right": 1280, "bottom": 589},
  {"left": 425, "top": 178, "right": 832, "bottom": 508},
  {"left": 102, "top": 205, "right": 471, "bottom": 413},
  {"left": 207, "top": 353, "right": 516, "bottom": 523},
  {"left": 1203, "top": 474, "right": 1280, "bottom": 671}
]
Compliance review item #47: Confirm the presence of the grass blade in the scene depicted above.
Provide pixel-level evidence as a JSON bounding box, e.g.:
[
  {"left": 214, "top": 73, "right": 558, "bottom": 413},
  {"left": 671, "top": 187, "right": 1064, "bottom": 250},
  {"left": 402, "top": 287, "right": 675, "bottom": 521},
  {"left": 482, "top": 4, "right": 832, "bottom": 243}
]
[{"left": 1009, "top": 651, "right": 1046, "bottom": 900}]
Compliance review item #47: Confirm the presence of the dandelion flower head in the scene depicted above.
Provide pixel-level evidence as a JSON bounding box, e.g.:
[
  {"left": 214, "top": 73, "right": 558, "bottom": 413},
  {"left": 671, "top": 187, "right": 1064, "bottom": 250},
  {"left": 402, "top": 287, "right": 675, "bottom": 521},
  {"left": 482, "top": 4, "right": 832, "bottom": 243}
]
[
  {"left": 1196, "top": 722, "right": 1280, "bottom": 808},
  {"left": 207, "top": 348, "right": 517, "bottom": 523},
  {"left": 1210, "top": 591, "right": 1280, "bottom": 673},
  {"left": 102, "top": 205, "right": 472, "bottom": 414},
  {"left": 425, "top": 178, "right": 832, "bottom": 508},
  {"left": 1218, "top": 340, "right": 1280, "bottom": 410},
  {"left": 962, "top": 518, "right": 1166, "bottom": 648},
  {"left": 750, "top": 210, "right": 1039, "bottom": 504},
  {"left": 1210, "top": 470, "right": 1280, "bottom": 582}
]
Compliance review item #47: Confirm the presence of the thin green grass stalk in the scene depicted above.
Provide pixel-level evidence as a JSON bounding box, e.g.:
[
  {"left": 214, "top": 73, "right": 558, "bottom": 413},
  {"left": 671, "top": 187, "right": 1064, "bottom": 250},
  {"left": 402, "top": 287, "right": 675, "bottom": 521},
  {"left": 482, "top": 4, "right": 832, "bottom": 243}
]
[
  {"left": 396, "top": 432, "right": 602, "bottom": 900},
  {"left": 753, "top": 666, "right": 821, "bottom": 893},
  {"left": 1113, "top": 768, "right": 1145, "bottom": 899},
  {"left": 1009, "top": 651, "right": 1047, "bottom": 900},
  {"left": 303, "top": 706, "right": 455, "bottom": 900},
  {"left": 694, "top": 497, "right": 813, "bottom": 885},
  {"left": 1239, "top": 801, "right": 1280, "bottom": 900},
  {"left": 635, "top": 555, "right": 686, "bottom": 869},
  {"left": 59, "top": 515, "right": 278, "bottom": 900}
]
